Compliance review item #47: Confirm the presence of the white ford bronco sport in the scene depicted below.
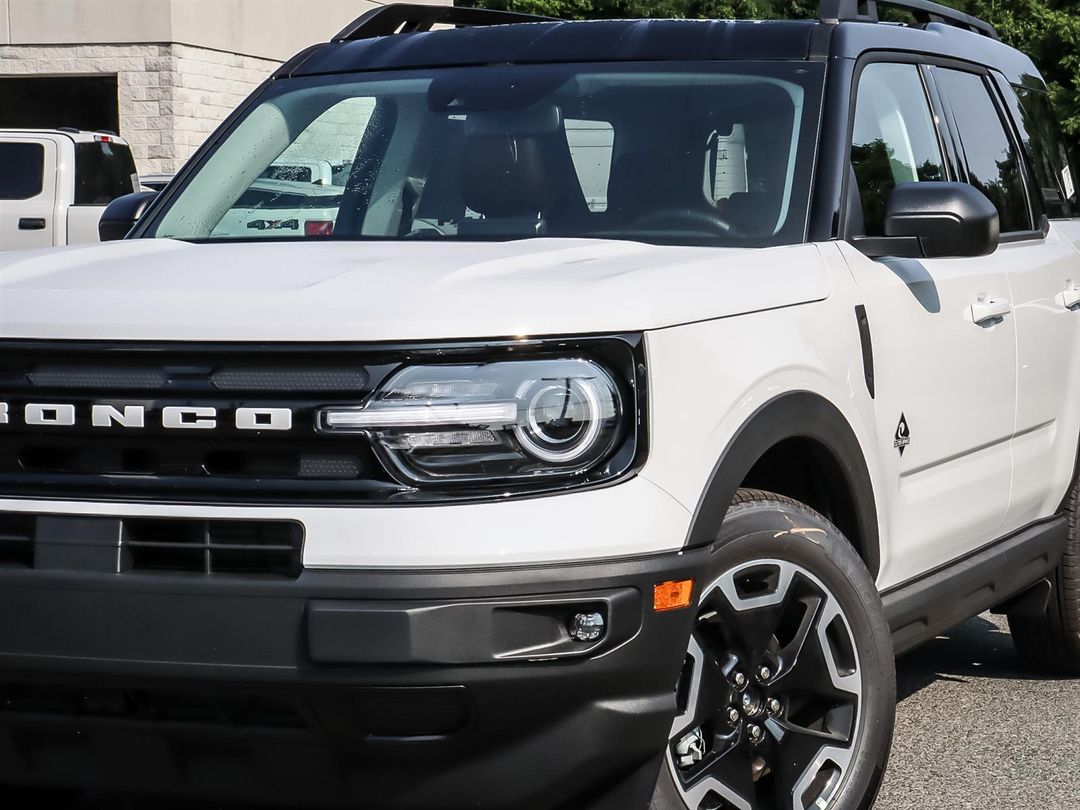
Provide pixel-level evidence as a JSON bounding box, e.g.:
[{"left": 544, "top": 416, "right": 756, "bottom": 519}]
[
  {"left": 1, "top": 2, "right": 1079, "bottom": 809},
  {"left": 0, "top": 129, "right": 139, "bottom": 251}
]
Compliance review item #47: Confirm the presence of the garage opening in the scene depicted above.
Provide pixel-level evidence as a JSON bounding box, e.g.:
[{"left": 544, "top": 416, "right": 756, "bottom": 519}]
[{"left": 0, "top": 75, "right": 120, "bottom": 133}]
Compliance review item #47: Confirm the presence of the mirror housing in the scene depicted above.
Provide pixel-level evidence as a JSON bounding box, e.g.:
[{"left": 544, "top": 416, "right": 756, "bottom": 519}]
[
  {"left": 852, "top": 182, "right": 1000, "bottom": 259},
  {"left": 99, "top": 191, "right": 159, "bottom": 242}
]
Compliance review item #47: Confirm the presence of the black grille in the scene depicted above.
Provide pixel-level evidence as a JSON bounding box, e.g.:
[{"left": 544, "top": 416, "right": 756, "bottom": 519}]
[
  {"left": 0, "top": 514, "right": 34, "bottom": 569},
  {"left": 1, "top": 514, "right": 304, "bottom": 579},
  {"left": 0, "top": 682, "right": 307, "bottom": 730},
  {"left": 124, "top": 518, "right": 303, "bottom": 577},
  {"left": 0, "top": 682, "right": 472, "bottom": 739},
  {"left": 0, "top": 338, "right": 641, "bottom": 504},
  {"left": 0, "top": 341, "right": 402, "bottom": 503}
]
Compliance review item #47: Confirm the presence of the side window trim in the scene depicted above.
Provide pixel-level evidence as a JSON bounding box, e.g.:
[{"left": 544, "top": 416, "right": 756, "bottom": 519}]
[
  {"left": 920, "top": 65, "right": 965, "bottom": 185},
  {"left": 840, "top": 52, "right": 953, "bottom": 241},
  {"left": 989, "top": 70, "right": 1056, "bottom": 232},
  {"left": 931, "top": 64, "right": 1045, "bottom": 242}
]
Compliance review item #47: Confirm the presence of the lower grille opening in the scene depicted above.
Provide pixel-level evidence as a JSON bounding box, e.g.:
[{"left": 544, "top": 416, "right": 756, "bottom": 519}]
[
  {"left": 0, "top": 514, "right": 34, "bottom": 568},
  {"left": 0, "top": 682, "right": 307, "bottom": 730},
  {"left": 124, "top": 519, "right": 304, "bottom": 578},
  {"left": 0, "top": 514, "right": 304, "bottom": 579}
]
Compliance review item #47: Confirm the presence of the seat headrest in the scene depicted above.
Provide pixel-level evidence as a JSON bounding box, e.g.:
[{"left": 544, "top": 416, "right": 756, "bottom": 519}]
[
  {"left": 460, "top": 134, "right": 552, "bottom": 219},
  {"left": 607, "top": 151, "right": 695, "bottom": 220}
]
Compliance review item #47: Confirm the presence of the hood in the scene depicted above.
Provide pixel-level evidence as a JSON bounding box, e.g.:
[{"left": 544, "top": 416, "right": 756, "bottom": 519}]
[{"left": 0, "top": 238, "right": 831, "bottom": 342}]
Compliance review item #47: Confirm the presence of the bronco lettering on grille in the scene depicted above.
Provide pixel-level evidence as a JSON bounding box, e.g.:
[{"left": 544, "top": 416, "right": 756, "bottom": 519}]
[{"left": 0, "top": 403, "right": 293, "bottom": 432}]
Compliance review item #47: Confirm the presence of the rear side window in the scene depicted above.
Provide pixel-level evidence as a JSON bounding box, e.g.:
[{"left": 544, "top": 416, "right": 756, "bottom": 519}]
[
  {"left": 1008, "top": 85, "right": 1075, "bottom": 218},
  {"left": 851, "top": 63, "right": 947, "bottom": 236},
  {"left": 0, "top": 142, "right": 45, "bottom": 200},
  {"left": 74, "top": 141, "right": 137, "bottom": 205},
  {"left": 933, "top": 68, "right": 1033, "bottom": 234}
]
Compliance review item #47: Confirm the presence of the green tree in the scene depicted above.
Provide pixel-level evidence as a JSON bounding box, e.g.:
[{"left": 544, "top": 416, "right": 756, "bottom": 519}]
[{"left": 461, "top": 0, "right": 1080, "bottom": 149}]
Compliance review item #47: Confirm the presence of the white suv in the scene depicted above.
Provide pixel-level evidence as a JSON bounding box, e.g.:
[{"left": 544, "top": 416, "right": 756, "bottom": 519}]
[{"left": 1, "top": 3, "right": 1079, "bottom": 810}]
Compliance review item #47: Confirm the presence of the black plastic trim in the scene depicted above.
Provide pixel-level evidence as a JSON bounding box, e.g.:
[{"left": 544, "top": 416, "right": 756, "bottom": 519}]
[
  {"left": 821, "top": 0, "right": 998, "bottom": 40},
  {"left": 334, "top": 3, "right": 558, "bottom": 41},
  {"left": 855, "top": 305, "right": 875, "bottom": 398},
  {"left": 882, "top": 516, "right": 1067, "bottom": 654},
  {"left": 685, "top": 392, "right": 879, "bottom": 576},
  {"left": 0, "top": 546, "right": 708, "bottom": 809}
]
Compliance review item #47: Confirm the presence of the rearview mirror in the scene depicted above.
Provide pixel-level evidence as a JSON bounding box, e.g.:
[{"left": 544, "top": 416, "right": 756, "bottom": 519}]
[
  {"left": 99, "top": 191, "right": 159, "bottom": 242},
  {"left": 852, "top": 182, "right": 1000, "bottom": 259}
]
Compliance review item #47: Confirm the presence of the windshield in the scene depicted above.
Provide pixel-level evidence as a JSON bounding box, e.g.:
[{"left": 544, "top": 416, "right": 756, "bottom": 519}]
[{"left": 147, "top": 62, "right": 823, "bottom": 247}]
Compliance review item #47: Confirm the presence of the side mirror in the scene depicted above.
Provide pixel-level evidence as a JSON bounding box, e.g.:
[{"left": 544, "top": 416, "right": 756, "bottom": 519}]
[
  {"left": 853, "top": 182, "right": 1000, "bottom": 259},
  {"left": 99, "top": 191, "right": 158, "bottom": 242}
]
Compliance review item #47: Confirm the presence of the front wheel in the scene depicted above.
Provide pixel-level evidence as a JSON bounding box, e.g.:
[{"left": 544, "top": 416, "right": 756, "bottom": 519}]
[{"left": 651, "top": 490, "right": 895, "bottom": 810}]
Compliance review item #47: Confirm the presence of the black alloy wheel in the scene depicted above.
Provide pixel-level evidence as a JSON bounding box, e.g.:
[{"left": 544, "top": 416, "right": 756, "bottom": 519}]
[{"left": 651, "top": 490, "right": 895, "bottom": 810}]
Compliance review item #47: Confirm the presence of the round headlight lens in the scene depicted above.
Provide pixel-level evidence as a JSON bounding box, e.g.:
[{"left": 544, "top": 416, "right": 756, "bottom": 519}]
[{"left": 515, "top": 377, "right": 606, "bottom": 463}]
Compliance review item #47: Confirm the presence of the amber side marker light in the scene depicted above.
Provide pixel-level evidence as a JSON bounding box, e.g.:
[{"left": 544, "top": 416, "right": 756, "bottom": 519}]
[{"left": 654, "top": 579, "right": 695, "bottom": 612}]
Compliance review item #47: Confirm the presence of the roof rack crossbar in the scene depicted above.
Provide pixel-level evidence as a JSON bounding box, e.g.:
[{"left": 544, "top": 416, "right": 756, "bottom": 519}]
[
  {"left": 334, "top": 3, "right": 558, "bottom": 42},
  {"left": 819, "top": 0, "right": 999, "bottom": 40}
]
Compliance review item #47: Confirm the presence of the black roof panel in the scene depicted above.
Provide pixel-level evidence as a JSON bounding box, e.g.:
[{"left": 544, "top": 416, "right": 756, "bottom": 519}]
[
  {"left": 285, "top": 19, "right": 821, "bottom": 77},
  {"left": 281, "top": 16, "right": 1044, "bottom": 90}
]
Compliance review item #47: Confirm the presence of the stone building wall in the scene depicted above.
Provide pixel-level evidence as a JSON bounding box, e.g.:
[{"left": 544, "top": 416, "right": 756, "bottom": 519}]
[{"left": 0, "top": 42, "right": 279, "bottom": 173}]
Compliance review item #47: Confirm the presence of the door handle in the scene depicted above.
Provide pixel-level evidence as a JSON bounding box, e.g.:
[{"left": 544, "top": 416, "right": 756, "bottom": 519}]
[
  {"left": 970, "top": 296, "right": 1011, "bottom": 326},
  {"left": 1061, "top": 281, "right": 1080, "bottom": 310},
  {"left": 17, "top": 218, "right": 47, "bottom": 231}
]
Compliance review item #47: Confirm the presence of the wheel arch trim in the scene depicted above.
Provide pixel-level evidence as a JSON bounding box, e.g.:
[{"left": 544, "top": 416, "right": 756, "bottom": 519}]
[{"left": 683, "top": 391, "right": 880, "bottom": 576}]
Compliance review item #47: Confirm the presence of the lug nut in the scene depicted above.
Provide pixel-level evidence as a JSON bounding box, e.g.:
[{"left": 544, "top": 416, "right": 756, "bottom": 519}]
[
  {"left": 727, "top": 706, "right": 741, "bottom": 725},
  {"left": 758, "top": 665, "right": 772, "bottom": 682},
  {"left": 733, "top": 671, "right": 747, "bottom": 689},
  {"left": 767, "top": 697, "right": 782, "bottom": 716},
  {"left": 747, "top": 724, "right": 764, "bottom": 744}
]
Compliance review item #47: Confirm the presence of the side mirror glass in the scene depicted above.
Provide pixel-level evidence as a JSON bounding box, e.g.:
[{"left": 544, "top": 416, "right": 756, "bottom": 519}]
[
  {"left": 99, "top": 191, "right": 159, "bottom": 242},
  {"left": 853, "top": 182, "right": 1000, "bottom": 259}
]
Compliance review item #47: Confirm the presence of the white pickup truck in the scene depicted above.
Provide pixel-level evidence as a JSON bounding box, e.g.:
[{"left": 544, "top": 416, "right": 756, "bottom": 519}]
[{"left": 0, "top": 129, "right": 139, "bottom": 251}]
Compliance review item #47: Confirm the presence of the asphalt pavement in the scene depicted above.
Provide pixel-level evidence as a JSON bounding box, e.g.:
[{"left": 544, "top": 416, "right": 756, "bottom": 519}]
[
  {"left": 20, "top": 613, "right": 1080, "bottom": 809},
  {"left": 878, "top": 612, "right": 1080, "bottom": 810}
]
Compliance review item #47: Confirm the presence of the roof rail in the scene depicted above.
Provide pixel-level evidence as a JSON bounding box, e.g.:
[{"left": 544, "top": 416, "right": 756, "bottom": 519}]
[
  {"left": 334, "top": 3, "right": 558, "bottom": 42},
  {"left": 819, "top": 0, "right": 999, "bottom": 40}
]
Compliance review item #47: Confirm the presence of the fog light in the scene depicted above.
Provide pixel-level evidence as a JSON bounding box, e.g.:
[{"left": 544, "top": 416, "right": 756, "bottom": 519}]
[{"left": 568, "top": 611, "right": 606, "bottom": 643}]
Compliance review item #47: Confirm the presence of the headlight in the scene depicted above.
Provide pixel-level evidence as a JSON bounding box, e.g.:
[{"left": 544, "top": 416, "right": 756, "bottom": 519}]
[{"left": 318, "top": 358, "right": 625, "bottom": 485}]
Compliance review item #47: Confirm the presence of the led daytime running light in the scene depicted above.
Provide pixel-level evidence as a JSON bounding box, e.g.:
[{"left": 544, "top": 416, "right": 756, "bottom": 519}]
[{"left": 323, "top": 401, "right": 518, "bottom": 430}]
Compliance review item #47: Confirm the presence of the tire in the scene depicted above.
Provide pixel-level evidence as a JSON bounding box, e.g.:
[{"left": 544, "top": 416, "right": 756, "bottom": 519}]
[
  {"left": 1008, "top": 481, "right": 1080, "bottom": 674},
  {"left": 650, "top": 489, "right": 895, "bottom": 810}
]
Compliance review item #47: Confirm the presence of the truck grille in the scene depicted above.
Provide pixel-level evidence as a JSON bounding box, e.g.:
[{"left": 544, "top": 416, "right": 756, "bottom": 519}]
[
  {"left": 124, "top": 518, "right": 303, "bottom": 577},
  {"left": 0, "top": 514, "right": 304, "bottom": 578},
  {"left": 0, "top": 341, "right": 405, "bottom": 503}
]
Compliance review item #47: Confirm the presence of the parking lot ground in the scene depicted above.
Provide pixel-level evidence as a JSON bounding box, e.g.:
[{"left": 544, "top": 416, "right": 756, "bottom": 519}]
[
  {"left": 40, "top": 613, "right": 1080, "bottom": 809},
  {"left": 879, "top": 612, "right": 1080, "bottom": 810}
]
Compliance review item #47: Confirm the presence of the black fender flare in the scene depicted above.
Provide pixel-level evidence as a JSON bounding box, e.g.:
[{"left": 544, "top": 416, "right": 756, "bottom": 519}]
[{"left": 684, "top": 391, "right": 880, "bottom": 576}]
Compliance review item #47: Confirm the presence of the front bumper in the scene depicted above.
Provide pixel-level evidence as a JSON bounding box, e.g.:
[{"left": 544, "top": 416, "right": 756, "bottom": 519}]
[{"left": 0, "top": 545, "right": 710, "bottom": 809}]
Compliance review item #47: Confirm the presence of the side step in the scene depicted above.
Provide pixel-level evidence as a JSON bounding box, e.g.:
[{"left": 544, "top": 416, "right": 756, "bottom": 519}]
[{"left": 882, "top": 516, "right": 1067, "bottom": 655}]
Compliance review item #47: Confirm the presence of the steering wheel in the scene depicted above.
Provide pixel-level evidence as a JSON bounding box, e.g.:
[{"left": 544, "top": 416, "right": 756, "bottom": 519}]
[
  {"left": 630, "top": 208, "right": 737, "bottom": 237},
  {"left": 404, "top": 218, "right": 449, "bottom": 238}
]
